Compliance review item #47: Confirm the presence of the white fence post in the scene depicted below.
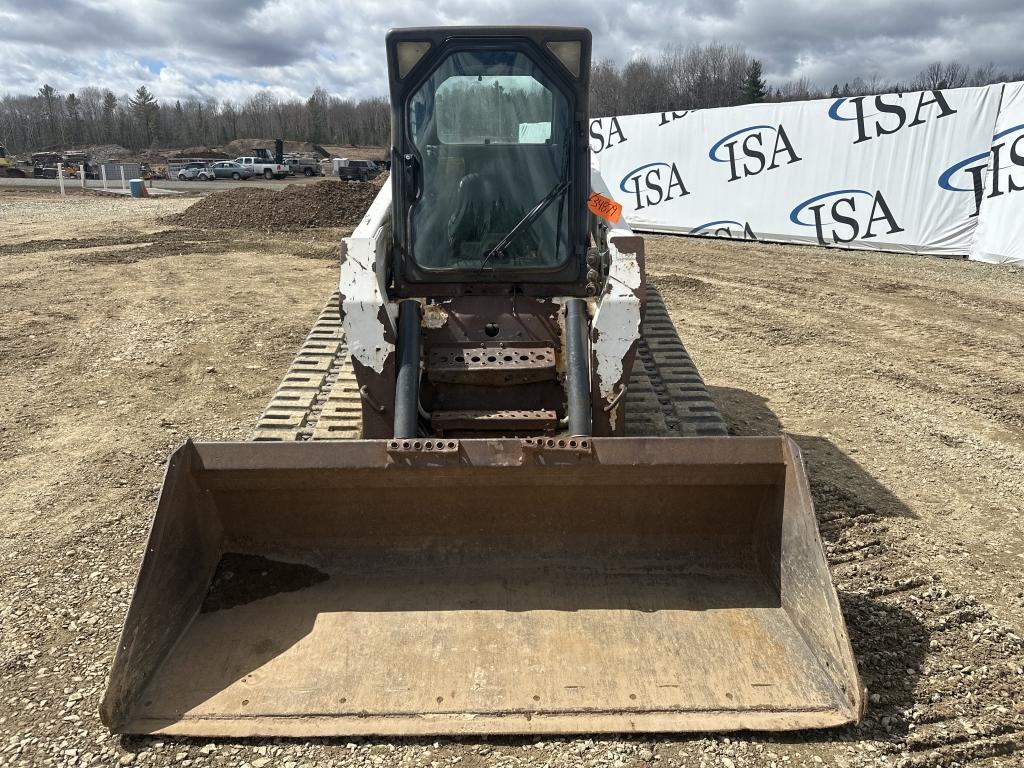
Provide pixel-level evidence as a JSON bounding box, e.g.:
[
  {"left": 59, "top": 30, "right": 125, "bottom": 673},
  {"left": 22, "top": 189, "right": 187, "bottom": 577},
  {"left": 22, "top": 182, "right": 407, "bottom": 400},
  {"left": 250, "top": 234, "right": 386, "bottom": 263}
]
[
  {"left": 80, "top": 164, "right": 86, "bottom": 189},
  {"left": 119, "top": 165, "right": 126, "bottom": 190},
  {"left": 57, "top": 163, "right": 65, "bottom": 197},
  {"left": 101, "top": 165, "right": 108, "bottom": 191}
]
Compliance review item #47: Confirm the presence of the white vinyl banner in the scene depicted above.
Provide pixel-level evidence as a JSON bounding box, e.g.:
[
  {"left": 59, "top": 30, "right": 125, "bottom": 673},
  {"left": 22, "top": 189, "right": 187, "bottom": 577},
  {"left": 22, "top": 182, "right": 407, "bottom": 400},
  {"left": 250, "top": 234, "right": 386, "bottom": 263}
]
[
  {"left": 590, "top": 85, "right": 1006, "bottom": 256},
  {"left": 970, "top": 82, "right": 1024, "bottom": 265}
]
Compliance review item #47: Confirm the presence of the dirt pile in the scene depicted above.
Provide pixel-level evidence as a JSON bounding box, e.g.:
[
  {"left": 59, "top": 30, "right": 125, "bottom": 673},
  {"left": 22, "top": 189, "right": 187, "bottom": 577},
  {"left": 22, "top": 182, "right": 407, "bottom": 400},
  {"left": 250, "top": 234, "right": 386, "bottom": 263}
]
[
  {"left": 222, "top": 137, "right": 323, "bottom": 158},
  {"left": 172, "top": 178, "right": 384, "bottom": 231},
  {"left": 317, "top": 144, "right": 388, "bottom": 162},
  {"left": 60, "top": 143, "right": 133, "bottom": 161},
  {"left": 165, "top": 146, "right": 231, "bottom": 160}
]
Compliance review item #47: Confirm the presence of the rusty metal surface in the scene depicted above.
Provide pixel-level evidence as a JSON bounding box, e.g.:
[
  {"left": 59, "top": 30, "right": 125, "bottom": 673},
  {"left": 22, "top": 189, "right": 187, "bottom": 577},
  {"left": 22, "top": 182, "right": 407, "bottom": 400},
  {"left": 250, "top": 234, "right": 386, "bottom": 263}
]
[
  {"left": 418, "top": 296, "right": 566, "bottom": 425},
  {"left": 521, "top": 435, "right": 592, "bottom": 454},
  {"left": 386, "top": 438, "right": 460, "bottom": 454},
  {"left": 431, "top": 409, "right": 557, "bottom": 433},
  {"left": 101, "top": 436, "right": 863, "bottom": 736},
  {"left": 260, "top": 286, "right": 727, "bottom": 442},
  {"left": 420, "top": 296, "right": 562, "bottom": 350},
  {"left": 427, "top": 343, "right": 556, "bottom": 386}
]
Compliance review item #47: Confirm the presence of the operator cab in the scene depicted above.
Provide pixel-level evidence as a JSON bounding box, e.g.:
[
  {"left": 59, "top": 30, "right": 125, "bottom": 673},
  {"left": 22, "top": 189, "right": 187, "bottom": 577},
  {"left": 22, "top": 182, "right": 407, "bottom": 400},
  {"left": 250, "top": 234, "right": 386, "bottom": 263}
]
[{"left": 386, "top": 27, "right": 592, "bottom": 295}]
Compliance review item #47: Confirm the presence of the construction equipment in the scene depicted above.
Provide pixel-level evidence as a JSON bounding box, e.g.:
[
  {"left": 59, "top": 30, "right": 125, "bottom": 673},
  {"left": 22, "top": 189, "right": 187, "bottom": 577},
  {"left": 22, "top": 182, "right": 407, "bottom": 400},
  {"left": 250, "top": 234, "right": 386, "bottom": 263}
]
[
  {"left": 0, "top": 143, "right": 27, "bottom": 178},
  {"left": 27, "top": 151, "right": 97, "bottom": 179},
  {"left": 253, "top": 138, "right": 285, "bottom": 165},
  {"left": 102, "top": 27, "right": 863, "bottom": 737}
]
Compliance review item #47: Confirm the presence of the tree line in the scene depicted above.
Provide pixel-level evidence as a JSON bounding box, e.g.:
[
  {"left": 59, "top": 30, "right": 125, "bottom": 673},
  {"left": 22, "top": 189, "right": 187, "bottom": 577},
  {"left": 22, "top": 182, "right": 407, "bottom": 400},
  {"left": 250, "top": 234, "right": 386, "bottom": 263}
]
[
  {"left": 431, "top": 81, "right": 554, "bottom": 142},
  {"left": 2, "top": 44, "right": 1023, "bottom": 154},
  {"left": 589, "top": 44, "right": 1024, "bottom": 117},
  {"left": 0, "top": 85, "right": 388, "bottom": 155}
]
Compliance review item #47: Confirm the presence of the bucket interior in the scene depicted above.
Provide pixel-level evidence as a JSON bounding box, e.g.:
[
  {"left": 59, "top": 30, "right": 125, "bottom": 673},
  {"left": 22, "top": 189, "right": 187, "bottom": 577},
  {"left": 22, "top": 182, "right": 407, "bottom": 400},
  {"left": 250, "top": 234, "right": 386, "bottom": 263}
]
[{"left": 103, "top": 438, "right": 861, "bottom": 735}]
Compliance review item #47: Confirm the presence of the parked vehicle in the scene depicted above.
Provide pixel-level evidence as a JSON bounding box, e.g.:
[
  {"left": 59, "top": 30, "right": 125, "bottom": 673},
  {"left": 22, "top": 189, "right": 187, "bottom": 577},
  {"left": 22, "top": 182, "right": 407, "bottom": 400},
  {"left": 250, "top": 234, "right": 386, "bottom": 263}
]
[
  {"left": 284, "top": 157, "right": 323, "bottom": 177},
  {"left": 177, "top": 162, "right": 210, "bottom": 181},
  {"left": 235, "top": 156, "right": 289, "bottom": 180},
  {"left": 336, "top": 159, "right": 381, "bottom": 181},
  {"left": 207, "top": 161, "right": 254, "bottom": 180}
]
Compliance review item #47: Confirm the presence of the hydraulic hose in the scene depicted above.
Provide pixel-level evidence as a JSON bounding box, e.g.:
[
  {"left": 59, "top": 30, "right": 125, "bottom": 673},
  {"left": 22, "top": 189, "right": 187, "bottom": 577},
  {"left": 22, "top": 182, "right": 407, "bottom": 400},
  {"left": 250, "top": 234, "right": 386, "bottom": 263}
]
[
  {"left": 393, "top": 299, "right": 421, "bottom": 439},
  {"left": 565, "top": 298, "right": 592, "bottom": 437}
]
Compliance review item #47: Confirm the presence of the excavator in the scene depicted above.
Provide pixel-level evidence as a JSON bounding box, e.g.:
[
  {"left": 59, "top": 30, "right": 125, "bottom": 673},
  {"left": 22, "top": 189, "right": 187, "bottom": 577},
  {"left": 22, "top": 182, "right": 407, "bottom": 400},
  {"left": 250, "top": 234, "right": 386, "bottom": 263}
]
[{"left": 102, "top": 27, "right": 863, "bottom": 736}]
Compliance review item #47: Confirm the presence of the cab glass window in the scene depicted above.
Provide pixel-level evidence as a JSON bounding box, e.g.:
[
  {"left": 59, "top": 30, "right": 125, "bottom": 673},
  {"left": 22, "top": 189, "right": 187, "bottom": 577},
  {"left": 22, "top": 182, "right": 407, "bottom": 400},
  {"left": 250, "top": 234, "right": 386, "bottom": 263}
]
[{"left": 407, "top": 50, "right": 570, "bottom": 272}]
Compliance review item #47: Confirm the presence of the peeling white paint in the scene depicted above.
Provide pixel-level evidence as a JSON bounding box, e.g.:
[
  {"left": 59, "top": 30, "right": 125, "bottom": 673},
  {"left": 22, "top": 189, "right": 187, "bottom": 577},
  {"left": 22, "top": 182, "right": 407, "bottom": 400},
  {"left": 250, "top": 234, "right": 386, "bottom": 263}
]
[
  {"left": 589, "top": 165, "right": 643, "bottom": 425},
  {"left": 592, "top": 238, "right": 642, "bottom": 404},
  {"left": 339, "top": 184, "right": 396, "bottom": 373}
]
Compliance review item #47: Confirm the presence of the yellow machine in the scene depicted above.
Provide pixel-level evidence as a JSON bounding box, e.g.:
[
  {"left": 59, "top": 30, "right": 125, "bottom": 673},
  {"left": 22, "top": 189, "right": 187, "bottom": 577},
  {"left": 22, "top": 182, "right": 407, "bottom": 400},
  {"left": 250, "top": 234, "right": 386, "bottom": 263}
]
[{"left": 0, "top": 144, "right": 27, "bottom": 178}]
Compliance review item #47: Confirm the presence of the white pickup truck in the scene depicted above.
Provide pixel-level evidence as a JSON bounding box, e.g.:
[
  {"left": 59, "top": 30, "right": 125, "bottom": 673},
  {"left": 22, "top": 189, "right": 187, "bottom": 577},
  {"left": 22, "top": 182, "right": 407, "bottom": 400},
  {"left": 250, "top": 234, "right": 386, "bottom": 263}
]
[{"left": 234, "top": 156, "right": 289, "bottom": 180}]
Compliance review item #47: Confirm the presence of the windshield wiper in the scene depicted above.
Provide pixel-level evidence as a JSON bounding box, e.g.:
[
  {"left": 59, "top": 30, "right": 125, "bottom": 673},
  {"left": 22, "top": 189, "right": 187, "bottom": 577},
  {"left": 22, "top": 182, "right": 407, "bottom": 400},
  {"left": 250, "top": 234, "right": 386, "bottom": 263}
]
[
  {"left": 478, "top": 129, "right": 572, "bottom": 271},
  {"left": 478, "top": 179, "right": 570, "bottom": 270}
]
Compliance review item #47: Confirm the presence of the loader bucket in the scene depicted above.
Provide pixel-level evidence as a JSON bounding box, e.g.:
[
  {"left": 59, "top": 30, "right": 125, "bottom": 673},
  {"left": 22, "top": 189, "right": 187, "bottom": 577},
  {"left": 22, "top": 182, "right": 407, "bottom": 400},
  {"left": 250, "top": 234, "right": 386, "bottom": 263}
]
[{"left": 101, "top": 436, "right": 863, "bottom": 736}]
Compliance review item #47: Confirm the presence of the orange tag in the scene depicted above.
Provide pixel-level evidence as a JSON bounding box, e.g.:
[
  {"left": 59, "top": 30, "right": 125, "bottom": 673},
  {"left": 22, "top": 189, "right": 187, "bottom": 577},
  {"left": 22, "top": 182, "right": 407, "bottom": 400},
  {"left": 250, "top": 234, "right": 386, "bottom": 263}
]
[{"left": 587, "top": 192, "right": 623, "bottom": 224}]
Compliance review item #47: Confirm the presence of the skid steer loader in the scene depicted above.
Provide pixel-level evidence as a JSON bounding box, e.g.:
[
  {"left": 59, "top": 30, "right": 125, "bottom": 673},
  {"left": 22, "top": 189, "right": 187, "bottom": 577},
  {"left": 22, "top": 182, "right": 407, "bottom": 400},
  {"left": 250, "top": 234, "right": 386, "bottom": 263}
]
[
  {"left": 0, "top": 143, "right": 27, "bottom": 178},
  {"left": 102, "top": 27, "right": 864, "bottom": 737}
]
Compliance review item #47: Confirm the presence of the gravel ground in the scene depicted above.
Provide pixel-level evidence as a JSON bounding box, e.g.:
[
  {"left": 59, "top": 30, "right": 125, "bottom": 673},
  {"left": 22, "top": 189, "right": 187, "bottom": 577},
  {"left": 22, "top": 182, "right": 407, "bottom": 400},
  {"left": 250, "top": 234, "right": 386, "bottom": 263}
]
[{"left": 1, "top": 191, "right": 1023, "bottom": 767}]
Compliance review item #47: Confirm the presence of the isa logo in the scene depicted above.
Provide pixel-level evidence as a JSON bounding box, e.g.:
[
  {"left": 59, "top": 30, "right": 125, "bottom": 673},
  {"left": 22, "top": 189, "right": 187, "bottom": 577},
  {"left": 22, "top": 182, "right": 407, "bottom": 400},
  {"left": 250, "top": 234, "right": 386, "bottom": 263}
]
[
  {"left": 709, "top": 124, "right": 802, "bottom": 181},
  {"left": 828, "top": 91, "right": 957, "bottom": 144},
  {"left": 619, "top": 162, "right": 690, "bottom": 211},
  {"left": 790, "top": 189, "right": 904, "bottom": 246},
  {"left": 938, "top": 123, "right": 1024, "bottom": 216},
  {"left": 589, "top": 117, "right": 628, "bottom": 154},
  {"left": 689, "top": 220, "right": 758, "bottom": 240},
  {"left": 658, "top": 110, "right": 692, "bottom": 126}
]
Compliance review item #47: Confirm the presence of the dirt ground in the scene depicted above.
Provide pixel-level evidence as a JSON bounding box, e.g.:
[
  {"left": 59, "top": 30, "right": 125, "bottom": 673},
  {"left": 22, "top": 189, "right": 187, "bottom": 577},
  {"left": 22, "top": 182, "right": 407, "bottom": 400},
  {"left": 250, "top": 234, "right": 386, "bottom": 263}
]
[{"left": 1, "top": 190, "right": 1022, "bottom": 768}]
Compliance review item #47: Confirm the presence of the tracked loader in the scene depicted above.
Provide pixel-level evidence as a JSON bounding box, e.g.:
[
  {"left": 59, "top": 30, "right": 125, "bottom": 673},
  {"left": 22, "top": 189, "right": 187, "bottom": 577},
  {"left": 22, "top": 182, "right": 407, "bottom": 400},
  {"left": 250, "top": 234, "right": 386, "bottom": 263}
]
[
  {"left": 102, "top": 27, "right": 864, "bottom": 737},
  {"left": 0, "top": 143, "right": 27, "bottom": 178}
]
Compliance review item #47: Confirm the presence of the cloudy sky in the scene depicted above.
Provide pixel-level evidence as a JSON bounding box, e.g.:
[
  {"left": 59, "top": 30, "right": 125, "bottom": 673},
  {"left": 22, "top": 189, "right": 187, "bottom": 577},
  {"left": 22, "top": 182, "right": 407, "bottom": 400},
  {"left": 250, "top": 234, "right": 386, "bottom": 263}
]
[{"left": 0, "top": 0, "right": 1021, "bottom": 103}]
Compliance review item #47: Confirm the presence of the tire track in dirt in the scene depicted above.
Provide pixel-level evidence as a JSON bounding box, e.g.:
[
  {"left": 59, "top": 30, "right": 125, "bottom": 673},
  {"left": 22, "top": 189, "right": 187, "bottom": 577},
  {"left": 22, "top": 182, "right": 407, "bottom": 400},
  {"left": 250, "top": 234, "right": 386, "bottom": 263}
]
[
  {"left": 3, "top": 193, "right": 1023, "bottom": 766},
  {"left": 648, "top": 235, "right": 1024, "bottom": 765}
]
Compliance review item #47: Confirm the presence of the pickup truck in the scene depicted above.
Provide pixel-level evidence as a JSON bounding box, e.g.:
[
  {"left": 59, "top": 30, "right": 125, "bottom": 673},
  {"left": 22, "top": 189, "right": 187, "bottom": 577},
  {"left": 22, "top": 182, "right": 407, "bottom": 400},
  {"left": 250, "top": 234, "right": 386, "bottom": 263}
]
[
  {"left": 336, "top": 159, "right": 381, "bottom": 182},
  {"left": 234, "top": 156, "right": 289, "bottom": 180},
  {"left": 284, "top": 157, "right": 324, "bottom": 177}
]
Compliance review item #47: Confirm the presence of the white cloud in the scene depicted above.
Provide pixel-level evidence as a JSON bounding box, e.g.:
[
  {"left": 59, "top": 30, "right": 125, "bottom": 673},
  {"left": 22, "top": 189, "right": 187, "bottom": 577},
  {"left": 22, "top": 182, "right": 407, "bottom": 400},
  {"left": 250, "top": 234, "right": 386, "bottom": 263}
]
[{"left": 0, "top": 0, "right": 1021, "bottom": 104}]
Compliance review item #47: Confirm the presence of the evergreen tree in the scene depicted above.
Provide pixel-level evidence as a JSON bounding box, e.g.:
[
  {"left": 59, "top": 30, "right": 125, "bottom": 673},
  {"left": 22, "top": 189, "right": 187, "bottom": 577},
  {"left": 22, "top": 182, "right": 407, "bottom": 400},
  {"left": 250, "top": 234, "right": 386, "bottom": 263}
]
[
  {"left": 128, "top": 86, "right": 159, "bottom": 147},
  {"left": 101, "top": 90, "right": 118, "bottom": 143},
  {"left": 830, "top": 83, "right": 841, "bottom": 98},
  {"left": 65, "top": 93, "right": 82, "bottom": 145},
  {"left": 742, "top": 59, "right": 767, "bottom": 103},
  {"left": 306, "top": 87, "right": 329, "bottom": 143},
  {"left": 37, "top": 84, "right": 61, "bottom": 145},
  {"left": 173, "top": 100, "right": 186, "bottom": 144}
]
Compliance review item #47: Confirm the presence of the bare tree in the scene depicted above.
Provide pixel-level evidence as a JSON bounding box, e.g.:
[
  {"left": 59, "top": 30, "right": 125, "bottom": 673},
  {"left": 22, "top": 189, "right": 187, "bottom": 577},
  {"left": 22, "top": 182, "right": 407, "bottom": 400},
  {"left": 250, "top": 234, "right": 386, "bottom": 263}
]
[
  {"left": 589, "top": 59, "right": 623, "bottom": 117},
  {"left": 914, "top": 61, "right": 968, "bottom": 90}
]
